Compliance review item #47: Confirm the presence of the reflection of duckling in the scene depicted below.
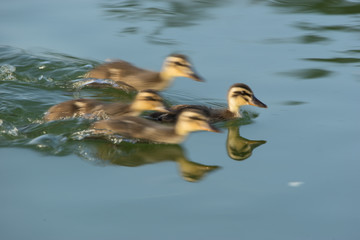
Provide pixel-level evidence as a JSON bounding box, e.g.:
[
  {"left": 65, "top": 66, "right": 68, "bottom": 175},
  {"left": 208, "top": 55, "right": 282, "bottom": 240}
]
[
  {"left": 152, "top": 83, "right": 267, "bottom": 122},
  {"left": 91, "top": 108, "right": 220, "bottom": 144},
  {"left": 226, "top": 125, "right": 266, "bottom": 161},
  {"left": 84, "top": 54, "right": 204, "bottom": 91},
  {"left": 78, "top": 141, "right": 220, "bottom": 182},
  {"left": 176, "top": 158, "right": 220, "bottom": 182},
  {"left": 44, "top": 90, "right": 167, "bottom": 121}
]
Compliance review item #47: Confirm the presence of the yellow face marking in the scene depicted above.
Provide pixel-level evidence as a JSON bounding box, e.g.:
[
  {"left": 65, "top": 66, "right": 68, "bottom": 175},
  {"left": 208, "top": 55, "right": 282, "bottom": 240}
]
[
  {"left": 229, "top": 87, "right": 253, "bottom": 98},
  {"left": 131, "top": 91, "right": 166, "bottom": 111},
  {"left": 180, "top": 111, "right": 207, "bottom": 121},
  {"left": 163, "top": 57, "right": 194, "bottom": 77},
  {"left": 136, "top": 92, "right": 162, "bottom": 101}
]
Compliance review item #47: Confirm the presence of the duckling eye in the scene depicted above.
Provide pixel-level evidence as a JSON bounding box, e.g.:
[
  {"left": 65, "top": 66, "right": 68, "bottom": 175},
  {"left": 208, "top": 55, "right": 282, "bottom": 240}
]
[{"left": 173, "top": 61, "right": 188, "bottom": 67}]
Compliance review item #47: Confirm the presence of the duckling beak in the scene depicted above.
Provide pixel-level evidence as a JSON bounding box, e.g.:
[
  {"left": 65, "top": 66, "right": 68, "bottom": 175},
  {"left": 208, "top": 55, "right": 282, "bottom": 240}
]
[
  {"left": 189, "top": 72, "right": 205, "bottom": 82},
  {"left": 186, "top": 67, "right": 204, "bottom": 82},
  {"left": 200, "top": 122, "right": 221, "bottom": 133},
  {"left": 249, "top": 96, "right": 267, "bottom": 108}
]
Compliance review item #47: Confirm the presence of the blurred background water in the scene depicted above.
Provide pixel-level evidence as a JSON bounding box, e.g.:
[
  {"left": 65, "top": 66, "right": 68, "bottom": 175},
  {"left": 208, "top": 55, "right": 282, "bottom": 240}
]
[{"left": 1, "top": 0, "right": 360, "bottom": 239}]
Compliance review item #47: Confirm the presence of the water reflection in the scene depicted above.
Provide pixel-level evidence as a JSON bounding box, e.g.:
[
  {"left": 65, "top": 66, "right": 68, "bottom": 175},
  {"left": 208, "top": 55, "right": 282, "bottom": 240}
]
[
  {"left": 294, "top": 22, "right": 360, "bottom": 33},
  {"left": 279, "top": 68, "right": 333, "bottom": 79},
  {"left": 261, "top": 0, "right": 360, "bottom": 15},
  {"left": 101, "top": 0, "right": 231, "bottom": 44},
  {"left": 304, "top": 57, "right": 360, "bottom": 64},
  {"left": 77, "top": 140, "right": 220, "bottom": 182},
  {"left": 265, "top": 34, "right": 331, "bottom": 44},
  {"left": 226, "top": 125, "right": 266, "bottom": 161},
  {"left": 281, "top": 101, "right": 307, "bottom": 106}
]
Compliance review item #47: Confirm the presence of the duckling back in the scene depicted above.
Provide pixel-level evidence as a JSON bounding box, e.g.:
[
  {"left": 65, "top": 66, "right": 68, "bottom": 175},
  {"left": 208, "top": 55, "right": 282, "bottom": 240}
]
[
  {"left": 85, "top": 61, "right": 142, "bottom": 80},
  {"left": 85, "top": 60, "right": 163, "bottom": 91},
  {"left": 44, "top": 99, "right": 103, "bottom": 121},
  {"left": 91, "top": 116, "right": 182, "bottom": 144}
]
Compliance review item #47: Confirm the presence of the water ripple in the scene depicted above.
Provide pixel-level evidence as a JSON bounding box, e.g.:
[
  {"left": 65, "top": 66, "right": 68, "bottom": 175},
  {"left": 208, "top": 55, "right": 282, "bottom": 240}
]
[
  {"left": 27, "top": 134, "right": 68, "bottom": 154},
  {"left": 0, "top": 64, "right": 16, "bottom": 81},
  {"left": 0, "top": 119, "right": 20, "bottom": 138},
  {"left": 0, "top": 45, "right": 97, "bottom": 87},
  {"left": 101, "top": 0, "right": 231, "bottom": 45}
]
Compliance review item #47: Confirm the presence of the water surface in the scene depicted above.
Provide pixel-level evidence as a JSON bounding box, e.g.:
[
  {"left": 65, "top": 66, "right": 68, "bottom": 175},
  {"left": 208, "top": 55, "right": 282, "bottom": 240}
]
[{"left": 1, "top": 0, "right": 360, "bottom": 239}]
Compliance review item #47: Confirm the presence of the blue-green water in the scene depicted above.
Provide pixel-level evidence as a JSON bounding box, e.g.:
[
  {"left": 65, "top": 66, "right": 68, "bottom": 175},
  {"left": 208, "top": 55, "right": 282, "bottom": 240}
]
[{"left": 1, "top": 0, "right": 360, "bottom": 239}]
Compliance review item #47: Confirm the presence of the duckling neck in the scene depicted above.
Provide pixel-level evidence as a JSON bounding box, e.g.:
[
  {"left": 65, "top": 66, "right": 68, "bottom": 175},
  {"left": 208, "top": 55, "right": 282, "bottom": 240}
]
[
  {"left": 127, "top": 103, "right": 143, "bottom": 116},
  {"left": 159, "top": 71, "right": 176, "bottom": 82},
  {"left": 228, "top": 104, "right": 242, "bottom": 118},
  {"left": 174, "top": 123, "right": 191, "bottom": 137}
]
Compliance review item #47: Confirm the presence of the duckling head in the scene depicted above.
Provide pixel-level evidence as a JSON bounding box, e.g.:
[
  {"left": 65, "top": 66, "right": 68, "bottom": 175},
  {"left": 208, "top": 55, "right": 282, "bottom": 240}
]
[
  {"left": 175, "top": 108, "right": 220, "bottom": 136},
  {"left": 130, "top": 90, "right": 168, "bottom": 113},
  {"left": 227, "top": 83, "right": 267, "bottom": 117},
  {"left": 160, "top": 54, "right": 204, "bottom": 82}
]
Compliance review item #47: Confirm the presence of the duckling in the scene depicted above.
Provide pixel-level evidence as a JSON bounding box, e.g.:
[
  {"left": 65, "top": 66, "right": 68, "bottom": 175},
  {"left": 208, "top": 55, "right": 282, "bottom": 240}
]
[
  {"left": 44, "top": 90, "right": 167, "bottom": 121},
  {"left": 90, "top": 108, "right": 220, "bottom": 144},
  {"left": 84, "top": 54, "right": 204, "bottom": 91},
  {"left": 151, "top": 83, "right": 267, "bottom": 122}
]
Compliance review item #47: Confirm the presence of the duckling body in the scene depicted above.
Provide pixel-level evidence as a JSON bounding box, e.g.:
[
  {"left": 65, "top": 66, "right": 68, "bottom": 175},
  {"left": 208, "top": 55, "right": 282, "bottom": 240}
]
[
  {"left": 157, "top": 105, "right": 236, "bottom": 122},
  {"left": 152, "top": 83, "right": 267, "bottom": 122},
  {"left": 85, "top": 54, "right": 204, "bottom": 91},
  {"left": 44, "top": 90, "right": 167, "bottom": 121},
  {"left": 91, "top": 109, "right": 220, "bottom": 144}
]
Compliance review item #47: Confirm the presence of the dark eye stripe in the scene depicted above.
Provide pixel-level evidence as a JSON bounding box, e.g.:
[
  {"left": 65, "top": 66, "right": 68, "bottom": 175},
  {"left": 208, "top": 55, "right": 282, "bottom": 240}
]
[
  {"left": 188, "top": 116, "right": 205, "bottom": 121},
  {"left": 232, "top": 91, "right": 251, "bottom": 98},
  {"left": 174, "top": 61, "right": 189, "bottom": 67},
  {"left": 143, "top": 96, "right": 160, "bottom": 101}
]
